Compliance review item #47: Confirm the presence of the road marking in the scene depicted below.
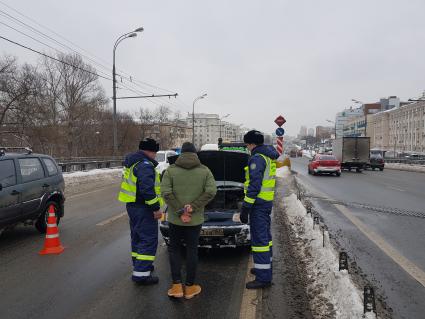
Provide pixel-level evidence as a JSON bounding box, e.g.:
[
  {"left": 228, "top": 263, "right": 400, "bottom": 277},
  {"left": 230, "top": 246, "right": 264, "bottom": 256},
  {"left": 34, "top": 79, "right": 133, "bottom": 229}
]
[
  {"left": 239, "top": 257, "right": 261, "bottom": 319},
  {"left": 386, "top": 186, "right": 406, "bottom": 192},
  {"left": 334, "top": 204, "right": 425, "bottom": 288},
  {"left": 96, "top": 212, "right": 127, "bottom": 226}
]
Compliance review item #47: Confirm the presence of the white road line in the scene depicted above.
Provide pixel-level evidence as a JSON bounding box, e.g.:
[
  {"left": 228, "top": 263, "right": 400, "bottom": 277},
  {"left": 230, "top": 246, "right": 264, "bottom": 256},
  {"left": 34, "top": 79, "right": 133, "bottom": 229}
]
[
  {"left": 386, "top": 186, "right": 406, "bottom": 192},
  {"left": 334, "top": 204, "right": 425, "bottom": 288},
  {"left": 96, "top": 212, "right": 127, "bottom": 226},
  {"left": 239, "top": 257, "right": 261, "bottom": 319}
]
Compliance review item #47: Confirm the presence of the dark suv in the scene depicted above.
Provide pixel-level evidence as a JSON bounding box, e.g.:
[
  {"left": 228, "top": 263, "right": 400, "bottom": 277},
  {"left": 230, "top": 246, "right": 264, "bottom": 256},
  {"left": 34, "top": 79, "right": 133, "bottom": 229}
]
[
  {"left": 0, "top": 148, "right": 65, "bottom": 235},
  {"left": 366, "top": 154, "right": 385, "bottom": 171}
]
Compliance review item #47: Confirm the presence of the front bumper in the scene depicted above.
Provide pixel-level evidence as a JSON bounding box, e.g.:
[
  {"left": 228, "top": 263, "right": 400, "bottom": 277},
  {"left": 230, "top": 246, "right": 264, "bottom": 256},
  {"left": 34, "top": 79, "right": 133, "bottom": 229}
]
[{"left": 160, "top": 223, "right": 251, "bottom": 248}]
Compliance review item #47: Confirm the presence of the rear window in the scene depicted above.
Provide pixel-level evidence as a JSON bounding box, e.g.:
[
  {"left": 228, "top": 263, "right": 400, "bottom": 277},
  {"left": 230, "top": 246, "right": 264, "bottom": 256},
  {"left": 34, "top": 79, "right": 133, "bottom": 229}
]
[
  {"left": 19, "top": 158, "right": 45, "bottom": 183},
  {"left": 319, "top": 155, "right": 337, "bottom": 160},
  {"left": 42, "top": 158, "right": 58, "bottom": 176},
  {"left": 0, "top": 159, "right": 17, "bottom": 187}
]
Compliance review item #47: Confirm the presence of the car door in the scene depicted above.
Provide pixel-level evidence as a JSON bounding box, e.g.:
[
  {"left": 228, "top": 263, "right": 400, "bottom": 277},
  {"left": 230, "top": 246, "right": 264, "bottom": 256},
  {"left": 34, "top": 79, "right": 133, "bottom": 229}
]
[
  {"left": 17, "top": 157, "right": 47, "bottom": 218},
  {"left": 0, "top": 159, "right": 21, "bottom": 225}
]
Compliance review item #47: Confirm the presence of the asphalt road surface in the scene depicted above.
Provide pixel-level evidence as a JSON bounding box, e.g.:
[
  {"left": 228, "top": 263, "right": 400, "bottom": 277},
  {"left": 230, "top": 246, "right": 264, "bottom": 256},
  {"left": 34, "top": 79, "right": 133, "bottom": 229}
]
[
  {"left": 291, "top": 157, "right": 425, "bottom": 319},
  {"left": 0, "top": 183, "right": 249, "bottom": 319}
]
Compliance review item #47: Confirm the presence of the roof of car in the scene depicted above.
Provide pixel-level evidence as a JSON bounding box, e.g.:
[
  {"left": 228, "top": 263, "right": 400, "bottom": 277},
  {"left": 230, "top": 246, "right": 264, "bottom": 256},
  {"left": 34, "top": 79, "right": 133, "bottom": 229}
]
[{"left": 0, "top": 152, "right": 53, "bottom": 159}]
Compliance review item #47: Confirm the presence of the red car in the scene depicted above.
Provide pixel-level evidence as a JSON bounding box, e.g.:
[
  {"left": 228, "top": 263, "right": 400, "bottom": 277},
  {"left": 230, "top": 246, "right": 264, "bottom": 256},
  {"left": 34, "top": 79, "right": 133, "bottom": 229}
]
[{"left": 308, "top": 154, "right": 341, "bottom": 176}]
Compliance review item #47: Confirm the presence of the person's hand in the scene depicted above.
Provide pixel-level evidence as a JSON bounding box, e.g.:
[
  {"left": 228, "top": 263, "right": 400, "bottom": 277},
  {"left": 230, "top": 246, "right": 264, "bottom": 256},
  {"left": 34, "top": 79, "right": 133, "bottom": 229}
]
[
  {"left": 184, "top": 204, "right": 193, "bottom": 214},
  {"left": 153, "top": 210, "right": 163, "bottom": 220},
  {"left": 240, "top": 204, "right": 251, "bottom": 224},
  {"left": 180, "top": 211, "right": 192, "bottom": 223}
]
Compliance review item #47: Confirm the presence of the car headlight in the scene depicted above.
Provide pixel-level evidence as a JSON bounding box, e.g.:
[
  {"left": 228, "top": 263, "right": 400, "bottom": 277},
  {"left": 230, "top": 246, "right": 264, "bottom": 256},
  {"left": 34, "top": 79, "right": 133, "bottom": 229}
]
[{"left": 232, "top": 213, "right": 241, "bottom": 223}]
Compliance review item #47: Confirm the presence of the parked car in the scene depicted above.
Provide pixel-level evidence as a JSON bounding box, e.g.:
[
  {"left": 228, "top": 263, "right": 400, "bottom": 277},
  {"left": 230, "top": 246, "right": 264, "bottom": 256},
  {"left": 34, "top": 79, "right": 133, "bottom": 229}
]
[
  {"left": 365, "top": 154, "right": 385, "bottom": 171},
  {"left": 155, "top": 150, "right": 178, "bottom": 175},
  {"left": 160, "top": 149, "right": 250, "bottom": 248},
  {"left": 0, "top": 148, "right": 65, "bottom": 235},
  {"left": 308, "top": 154, "right": 341, "bottom": 176}
]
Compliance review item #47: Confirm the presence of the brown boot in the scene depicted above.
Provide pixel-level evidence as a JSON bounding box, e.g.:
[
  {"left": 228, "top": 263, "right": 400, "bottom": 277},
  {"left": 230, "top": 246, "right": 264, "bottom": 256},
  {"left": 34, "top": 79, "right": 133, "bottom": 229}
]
[
  {"left": 184, "top": 284, "right": 202, "bottom": 299},
  {"left": 167, "top": 283, "right": 184, "bottom": 298}
]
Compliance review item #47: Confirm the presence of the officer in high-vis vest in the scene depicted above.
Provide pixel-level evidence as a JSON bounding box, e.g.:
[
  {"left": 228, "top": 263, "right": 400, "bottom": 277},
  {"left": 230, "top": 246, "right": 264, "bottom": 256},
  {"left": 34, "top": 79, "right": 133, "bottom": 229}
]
[
  {"left": 118, "top": 138, "right": 164, "bottom": 285},
  {"left": 241, "top": 130, "right": 279, "bottom": 289}
]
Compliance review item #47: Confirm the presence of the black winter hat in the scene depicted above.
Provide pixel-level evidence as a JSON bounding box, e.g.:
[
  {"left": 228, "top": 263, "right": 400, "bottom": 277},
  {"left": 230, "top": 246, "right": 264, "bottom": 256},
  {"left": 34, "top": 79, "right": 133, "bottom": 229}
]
[
  {"left": 243, "top": 130, "right": 264, "bottom": 145},
  {"left": 181, "top": 142, "right": 197, "bottom": 153},
  {"left": 139, "top": 138, "right": 159, "bottom": 152}
]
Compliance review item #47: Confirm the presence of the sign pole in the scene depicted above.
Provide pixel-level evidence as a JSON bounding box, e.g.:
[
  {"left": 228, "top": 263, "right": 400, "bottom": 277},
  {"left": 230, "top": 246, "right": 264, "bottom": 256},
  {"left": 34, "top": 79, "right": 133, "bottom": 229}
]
[{"left": 274, "top": 115, "right": 286, "bottom": 157}]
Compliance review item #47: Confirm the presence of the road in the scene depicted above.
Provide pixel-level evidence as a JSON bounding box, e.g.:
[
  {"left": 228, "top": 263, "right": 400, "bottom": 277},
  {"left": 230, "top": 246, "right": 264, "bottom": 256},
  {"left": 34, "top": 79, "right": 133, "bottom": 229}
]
[
  {"left": 291, "top": 157, "right": 425, "bottom": 319},
  {"left": 0, "top": 183, "right": 248, "bottom": 319},
  {"left": 0, "top": 178, "right": 311, "bottom": 319}
]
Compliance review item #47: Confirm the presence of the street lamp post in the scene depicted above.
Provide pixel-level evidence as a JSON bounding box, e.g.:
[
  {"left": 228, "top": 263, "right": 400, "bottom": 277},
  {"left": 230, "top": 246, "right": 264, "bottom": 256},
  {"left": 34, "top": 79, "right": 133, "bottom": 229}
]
[
  {"left": 192, "top": 93, "right": 207, "bottom": 145},
  {"left": 326, "top": 119, "right": 336, "bottom": 139},
  {"left": 112, "top": 27, "right": 144, "bottom": 156}
]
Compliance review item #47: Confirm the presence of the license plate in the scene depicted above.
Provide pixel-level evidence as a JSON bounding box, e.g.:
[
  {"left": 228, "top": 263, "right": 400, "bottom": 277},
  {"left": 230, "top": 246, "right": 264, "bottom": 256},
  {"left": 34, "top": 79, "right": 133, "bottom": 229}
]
[{"left": 200, "top": 228, "right": 224, "bottom": 236}]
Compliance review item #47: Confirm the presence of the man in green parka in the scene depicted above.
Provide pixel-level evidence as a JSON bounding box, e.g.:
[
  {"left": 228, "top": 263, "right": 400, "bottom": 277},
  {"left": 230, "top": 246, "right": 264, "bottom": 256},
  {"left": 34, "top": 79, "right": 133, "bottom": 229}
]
[{"left": 161, "top": 142, "right": 217, "bottom": 300}]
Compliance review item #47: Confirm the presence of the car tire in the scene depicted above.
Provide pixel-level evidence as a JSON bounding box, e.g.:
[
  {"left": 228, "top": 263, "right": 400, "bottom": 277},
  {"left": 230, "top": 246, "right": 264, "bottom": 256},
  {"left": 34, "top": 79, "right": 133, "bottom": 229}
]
[
  {"left": 356, "top": 168, "right": 362, "bottom": 173},
  {"left": 308, "top": 168, "right": 311, "bottom": 174},
  {"left": 379, "top": 167, "right": 384, "bottom": 171},
  {"left": 35, "top": 201, "right": 61, "bottom": 234},
  {"left": 372, "top": 167, "right": 375, "bottom": 170},
  {"left": 336, "top": 172, "right": 341, "bottom": 177}
]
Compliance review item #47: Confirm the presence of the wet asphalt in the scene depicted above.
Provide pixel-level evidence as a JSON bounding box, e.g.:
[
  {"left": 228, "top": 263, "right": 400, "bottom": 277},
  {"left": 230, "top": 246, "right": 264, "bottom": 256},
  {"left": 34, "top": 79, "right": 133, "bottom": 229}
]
[
  {"left": 0, "top": 183, "right": 249, "bottom": 319},
  {"left": 291, "top": 157, "right": 425, "bottom": 319}
]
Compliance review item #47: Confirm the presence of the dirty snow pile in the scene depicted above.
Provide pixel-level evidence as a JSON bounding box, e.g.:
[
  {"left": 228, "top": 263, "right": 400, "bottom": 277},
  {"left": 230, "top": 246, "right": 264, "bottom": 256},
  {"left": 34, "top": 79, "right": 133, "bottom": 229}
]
[
  {"left": 385, "top": 163, "right": 425, "bottom": 173},
  {"left": 63, "top": 168, "right": 122, "bottom": 193},
  {"left": 278, "top": 167, "right": 374, "bottom": 319}
]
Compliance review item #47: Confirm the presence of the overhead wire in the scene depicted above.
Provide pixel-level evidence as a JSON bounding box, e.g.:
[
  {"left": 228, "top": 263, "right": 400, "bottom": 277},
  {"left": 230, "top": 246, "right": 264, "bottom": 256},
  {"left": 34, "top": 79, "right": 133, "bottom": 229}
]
[{"left": 0, "top": 1, "right": 177, "bottom": 95}]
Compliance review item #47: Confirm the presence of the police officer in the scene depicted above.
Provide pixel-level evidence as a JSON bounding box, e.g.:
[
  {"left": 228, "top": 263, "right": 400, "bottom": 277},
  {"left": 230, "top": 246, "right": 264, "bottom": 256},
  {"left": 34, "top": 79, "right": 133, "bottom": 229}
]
[
  {"left": 118, "top": 138, "right": 164, "bottom": 285},
  {"left": 241, "top": 130, "right": 279, "bottom": 289}
]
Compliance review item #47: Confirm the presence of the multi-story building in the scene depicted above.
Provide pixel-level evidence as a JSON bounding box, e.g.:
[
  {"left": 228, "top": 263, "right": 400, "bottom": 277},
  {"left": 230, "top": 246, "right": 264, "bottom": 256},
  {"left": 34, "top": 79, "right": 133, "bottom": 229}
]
[
  {"left": 299, "top": 126, "right": 307, "bottom": 138},
  {"left": 335, "top": 107, "right": 363, "bottom": 138},
  {"left": 368, "top": 101, "right": 425, "bottom": 154},
  {"left": 142, "top": 120, "right": 193, "bottom": 149},
  {"left": 315, "top": 126, "right": 333, "bottom": 141},
  {"left": 307, "top": 128, "right": 315, "bottom": 137},
  {"left": 387, "top": 101, "right": 425, "bottom": 154}
]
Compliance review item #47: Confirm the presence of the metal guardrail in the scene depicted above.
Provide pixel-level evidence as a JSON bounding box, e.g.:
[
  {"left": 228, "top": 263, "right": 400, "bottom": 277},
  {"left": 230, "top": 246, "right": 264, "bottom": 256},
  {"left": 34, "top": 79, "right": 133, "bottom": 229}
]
[
  {"left": 56, "top": 157, "right": 124, "bottom": 172},
  {"left": 384, "top": 158, "right": 425, "bottom": 165}
]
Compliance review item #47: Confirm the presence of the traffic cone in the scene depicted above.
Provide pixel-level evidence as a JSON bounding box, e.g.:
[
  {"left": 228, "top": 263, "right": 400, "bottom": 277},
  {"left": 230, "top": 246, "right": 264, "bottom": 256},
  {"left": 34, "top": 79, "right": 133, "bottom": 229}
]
[{"left": 39, "top": 204, "right": 64, "bottom": 255}]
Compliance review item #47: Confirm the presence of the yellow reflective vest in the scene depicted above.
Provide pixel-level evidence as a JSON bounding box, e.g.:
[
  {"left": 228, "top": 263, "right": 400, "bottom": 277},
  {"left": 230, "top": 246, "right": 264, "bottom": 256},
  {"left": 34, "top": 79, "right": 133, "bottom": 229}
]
[
  {"left": 244, "top": 154, "right": 276, "bottom": 203},
  {"left": 118, "top": 161, "right": 164, "bottom": 207}
]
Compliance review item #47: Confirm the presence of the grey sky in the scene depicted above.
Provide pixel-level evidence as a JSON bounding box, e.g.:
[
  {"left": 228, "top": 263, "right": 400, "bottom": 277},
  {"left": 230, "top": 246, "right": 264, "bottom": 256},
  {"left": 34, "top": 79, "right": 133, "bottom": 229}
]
[{"left": 1, "top": 0, "right": 425, "bottom": 136}]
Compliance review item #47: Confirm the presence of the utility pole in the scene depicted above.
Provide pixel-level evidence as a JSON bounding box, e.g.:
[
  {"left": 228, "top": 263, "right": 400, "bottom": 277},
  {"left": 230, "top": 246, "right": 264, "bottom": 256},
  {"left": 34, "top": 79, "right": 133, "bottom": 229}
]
[{"left": 192, "top": 94, "right": 207, "bottom": 145}]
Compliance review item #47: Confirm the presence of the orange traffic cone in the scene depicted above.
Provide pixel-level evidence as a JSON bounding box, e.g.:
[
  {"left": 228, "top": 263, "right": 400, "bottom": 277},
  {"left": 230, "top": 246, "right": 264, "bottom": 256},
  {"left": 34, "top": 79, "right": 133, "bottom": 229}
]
[{"left": 39, "top": 204, "right": 64, "bottom": 255}]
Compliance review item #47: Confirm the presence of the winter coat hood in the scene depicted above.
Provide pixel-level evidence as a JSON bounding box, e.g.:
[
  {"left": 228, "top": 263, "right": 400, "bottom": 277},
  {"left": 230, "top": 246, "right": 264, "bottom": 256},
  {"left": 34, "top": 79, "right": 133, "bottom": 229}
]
[
  {"left": 175, "top": 152, "right": 201, "bottom": 169},
  {"left": 251, "top": 144, "right": 279, "bottom": 160},
  {"left": 124, "top": 150, "right": 158, "bottom": 168}
]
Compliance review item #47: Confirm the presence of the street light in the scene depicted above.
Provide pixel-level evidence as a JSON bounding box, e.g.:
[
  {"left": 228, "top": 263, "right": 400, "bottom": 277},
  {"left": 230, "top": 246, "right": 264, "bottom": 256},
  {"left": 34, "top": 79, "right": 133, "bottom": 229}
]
[
  {"left": 326, "top": 119, "right": 337, "bottom": 139},
  {"left": 192, "top": 93, "right": 207, "bottom": 144},
  {"left": 112, "top": 27, "right": 144, "bottom": 155}
]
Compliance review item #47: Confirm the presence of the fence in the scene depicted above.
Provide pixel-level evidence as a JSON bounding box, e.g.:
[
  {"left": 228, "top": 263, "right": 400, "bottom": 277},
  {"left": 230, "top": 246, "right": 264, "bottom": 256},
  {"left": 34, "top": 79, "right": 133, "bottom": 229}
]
[{"left": 56, "top": 157, "right": 124, "bottom": 172}]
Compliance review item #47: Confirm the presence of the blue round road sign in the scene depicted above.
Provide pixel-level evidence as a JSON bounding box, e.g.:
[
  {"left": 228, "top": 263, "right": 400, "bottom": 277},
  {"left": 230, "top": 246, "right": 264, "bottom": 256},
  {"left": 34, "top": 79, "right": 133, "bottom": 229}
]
[{"left": 276, "top": 127, "right": 285, "bottom": 136}]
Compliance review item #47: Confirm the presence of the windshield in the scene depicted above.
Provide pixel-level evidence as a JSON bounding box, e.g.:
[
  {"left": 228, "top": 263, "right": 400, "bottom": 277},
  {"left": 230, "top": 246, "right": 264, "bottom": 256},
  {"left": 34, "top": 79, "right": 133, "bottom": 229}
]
[
  {"left": 319, "top": 155, "right": 337, "bottom": 160},
  {"left": 155, "top": 153, "right": 165, "bottom": 162}
]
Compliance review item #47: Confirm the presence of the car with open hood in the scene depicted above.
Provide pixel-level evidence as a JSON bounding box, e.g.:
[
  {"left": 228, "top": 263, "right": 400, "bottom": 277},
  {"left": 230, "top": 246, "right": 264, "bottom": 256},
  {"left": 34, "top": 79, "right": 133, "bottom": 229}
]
[{"left": 159, "top": 148, "right": 250, "bottom": 248}]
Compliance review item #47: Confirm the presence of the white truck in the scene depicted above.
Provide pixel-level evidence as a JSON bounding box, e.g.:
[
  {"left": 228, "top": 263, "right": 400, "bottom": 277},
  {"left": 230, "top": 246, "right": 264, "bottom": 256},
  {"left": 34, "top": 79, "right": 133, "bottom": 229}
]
[{"left": 332, "top": 137, "right": 370, "bottom": 172}]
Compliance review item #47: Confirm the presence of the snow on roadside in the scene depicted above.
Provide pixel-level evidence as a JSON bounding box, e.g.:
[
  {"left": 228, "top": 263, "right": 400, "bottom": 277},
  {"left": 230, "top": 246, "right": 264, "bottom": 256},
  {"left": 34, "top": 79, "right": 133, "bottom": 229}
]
[
  {"left": 385, "top": 163, "right": 425, "bottom": 173},
  {"left": 63, "top": 168, "right": 122, "bottom": 195},
  {"left": 278, "top": 167, "right": 373, "bottom": 319}
]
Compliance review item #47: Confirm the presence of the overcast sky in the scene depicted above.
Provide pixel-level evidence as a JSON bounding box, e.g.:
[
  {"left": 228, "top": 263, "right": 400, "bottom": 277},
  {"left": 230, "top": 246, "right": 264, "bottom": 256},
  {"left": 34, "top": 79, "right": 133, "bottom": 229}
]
[{"left": 1, "top": 0, "right": 425, "bottom": 136}]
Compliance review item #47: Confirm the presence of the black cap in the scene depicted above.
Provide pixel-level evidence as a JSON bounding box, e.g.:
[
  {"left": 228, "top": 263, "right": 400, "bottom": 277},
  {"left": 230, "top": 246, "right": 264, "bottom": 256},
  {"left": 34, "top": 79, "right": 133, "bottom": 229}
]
[
  {"left": 181, "top": 142, "right": 197, "bottom": 153},
  {"left": 139, "top": 138, "right": 159, "bottom": 152},
  {"left": 243, "top": 130, "right": 264, "bottom": 145}
]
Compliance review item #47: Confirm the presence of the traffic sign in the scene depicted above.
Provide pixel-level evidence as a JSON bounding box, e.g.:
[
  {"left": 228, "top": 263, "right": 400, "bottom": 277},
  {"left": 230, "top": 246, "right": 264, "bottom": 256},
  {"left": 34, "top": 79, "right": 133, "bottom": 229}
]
[
  {"left": 274, "top": 115, "right": 286, "bottom": 127},
  {"left": 276, "top": 127, "right": 285, "bottom": 136}
]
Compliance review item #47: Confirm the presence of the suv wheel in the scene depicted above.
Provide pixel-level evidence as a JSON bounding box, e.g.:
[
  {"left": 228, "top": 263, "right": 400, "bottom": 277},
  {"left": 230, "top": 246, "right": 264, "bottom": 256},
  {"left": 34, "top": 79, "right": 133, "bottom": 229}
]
[{"left": 35, "top": 201, "right": 61, "bottom": 234}]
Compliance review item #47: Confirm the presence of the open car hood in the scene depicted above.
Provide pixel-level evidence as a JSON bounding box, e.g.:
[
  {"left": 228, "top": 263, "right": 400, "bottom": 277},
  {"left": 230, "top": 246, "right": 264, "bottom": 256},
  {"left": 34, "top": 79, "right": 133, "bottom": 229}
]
[{"left": 168, "top": 150, "right": 249, "bottom": 184}]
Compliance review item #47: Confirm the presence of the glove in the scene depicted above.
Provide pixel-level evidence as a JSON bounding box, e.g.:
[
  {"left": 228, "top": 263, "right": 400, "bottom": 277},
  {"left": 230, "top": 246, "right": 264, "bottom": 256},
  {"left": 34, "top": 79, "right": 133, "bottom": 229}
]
[
  {"left": 240, "top": 204, "right": 251, "bottom": 224},
  {"left": 180, "top": 211, "right": 192, "bottom": 223}
]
